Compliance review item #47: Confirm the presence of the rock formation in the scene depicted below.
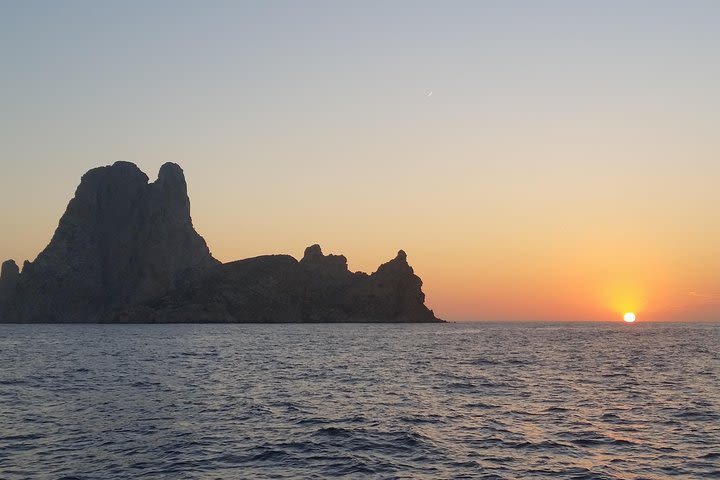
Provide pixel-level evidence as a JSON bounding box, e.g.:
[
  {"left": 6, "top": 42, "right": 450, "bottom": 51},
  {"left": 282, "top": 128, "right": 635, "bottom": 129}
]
[
  {"left": 108, "top": 245, "right": 439, "bottom": 323},
  {"left": 0, "top": 260, "right": 20, "bottom": 310},
  {"left": 0, "top": 162, "right": 218, "bottom": 322},
  {"left": 0, "top": 162, "right": 442, "bottom": 323}
]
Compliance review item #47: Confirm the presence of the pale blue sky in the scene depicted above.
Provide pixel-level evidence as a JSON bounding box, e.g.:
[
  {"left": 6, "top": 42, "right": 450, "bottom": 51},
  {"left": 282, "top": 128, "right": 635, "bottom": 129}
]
[{"left": 2, "top": 1, "right": 719, "bottom": 320}]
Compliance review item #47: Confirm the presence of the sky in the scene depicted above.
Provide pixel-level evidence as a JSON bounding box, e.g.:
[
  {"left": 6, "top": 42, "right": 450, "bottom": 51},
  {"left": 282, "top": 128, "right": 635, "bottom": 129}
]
[{"left": 1, "top": 1, "right": 719, "bottom": 322}]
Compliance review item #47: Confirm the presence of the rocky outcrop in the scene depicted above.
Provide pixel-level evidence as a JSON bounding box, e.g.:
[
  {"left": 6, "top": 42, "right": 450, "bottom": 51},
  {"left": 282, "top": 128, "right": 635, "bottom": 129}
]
[
  {"left": 340, "top": 250, "right": 436, "bottom": 323},
  {"left": 107, "top": 245, "right": 441, "bottom": 323},
  {"left": 0, "top": 260, "right": 19, "bottom": 285},
  {"left": 0, "top": 260, "right": 20, "bottom": 312},
  {"left": 0, "top": 162, "right": 442, "bottom": 323},
  {"left": 0, "top": 162, "right": 218, "bottom": 322},
  {"left": 299, "top": 244, "right": 352, "bottom": 279}
]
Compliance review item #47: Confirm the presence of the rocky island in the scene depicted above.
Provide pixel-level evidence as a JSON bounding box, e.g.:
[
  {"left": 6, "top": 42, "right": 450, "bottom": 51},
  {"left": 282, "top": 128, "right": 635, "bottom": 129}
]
[{"left": 0, "top": 162, "right": 442, "bottom": 323}]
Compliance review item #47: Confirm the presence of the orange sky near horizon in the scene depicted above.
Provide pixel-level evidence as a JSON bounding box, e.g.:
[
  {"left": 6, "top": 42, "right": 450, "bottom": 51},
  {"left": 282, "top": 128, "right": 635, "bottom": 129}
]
[{"left": 1, "top": 154, "right": 719, "bottom": 323}]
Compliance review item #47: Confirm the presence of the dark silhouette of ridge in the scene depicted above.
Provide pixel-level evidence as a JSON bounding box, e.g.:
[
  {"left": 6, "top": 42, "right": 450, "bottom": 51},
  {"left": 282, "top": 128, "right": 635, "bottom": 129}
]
[{"left": 0, "top": 162, "right": 442, "bottom": 323}]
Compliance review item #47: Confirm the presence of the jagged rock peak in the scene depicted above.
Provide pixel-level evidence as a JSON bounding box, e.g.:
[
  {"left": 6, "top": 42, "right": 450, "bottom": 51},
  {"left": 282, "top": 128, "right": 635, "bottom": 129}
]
[
  {"left": 157, "top": 161, "right": 184, "bottom": 179},
  {"left": 84, "top": 161, "right": 149, "bottom": 185},
  {"left": 0, "top": 260, "right": 20, "bottom": 313},
  {"left": 300, "top": 244, "right": 350, "bottom": 278},
  {"left": 375, "top": 249, "right": 413, "bottom": 276},
  {"left": 72, "top": 161, "right": 149, "bottom": 216},
  {"left": 148, "top": 162, "right": 192, "bottom": 223},
  {"left": 78, "top": 161, "right": 188, "bottom": 192},
  {"left": 155, "top": 162, "right": 187, "bottom": 191},
  {"left": 1, "top": 260, "right": 19, "bottom": 281},
  {"left": 302, "top": 244, "right": 324, "bottom": 261}
]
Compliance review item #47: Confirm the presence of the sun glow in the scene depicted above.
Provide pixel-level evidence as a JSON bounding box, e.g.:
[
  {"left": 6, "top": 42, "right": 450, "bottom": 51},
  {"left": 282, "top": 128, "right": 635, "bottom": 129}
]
[{"left": 623, "top": 312, "right": 636, "bottom": 323}]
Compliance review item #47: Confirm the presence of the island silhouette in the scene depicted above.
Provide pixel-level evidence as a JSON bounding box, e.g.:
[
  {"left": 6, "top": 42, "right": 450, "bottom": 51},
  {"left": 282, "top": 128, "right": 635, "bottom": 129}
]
[{"left": 0, "top": 162, "right": 441, "bottom": 323}]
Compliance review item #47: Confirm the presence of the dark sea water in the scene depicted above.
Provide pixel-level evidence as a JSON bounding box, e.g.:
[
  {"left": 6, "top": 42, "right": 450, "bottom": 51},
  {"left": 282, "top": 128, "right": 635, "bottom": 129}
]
[{"left": 1, "top": 322, "right": 719, "bottom": 479}]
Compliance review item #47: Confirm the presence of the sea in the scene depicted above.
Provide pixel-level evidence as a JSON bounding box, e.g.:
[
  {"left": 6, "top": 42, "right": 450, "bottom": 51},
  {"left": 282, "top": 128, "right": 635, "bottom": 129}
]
[{"left": 0, "top": 322, "right": 718, "bottom": 479}]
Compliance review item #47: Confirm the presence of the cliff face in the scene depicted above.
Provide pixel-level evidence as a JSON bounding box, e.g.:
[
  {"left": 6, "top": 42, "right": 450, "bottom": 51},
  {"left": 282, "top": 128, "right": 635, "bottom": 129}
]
[
  {"left": 0, "top": 163, "right": 442, "bottom": 323},
  {"left": 0, "top": 162, "right": 218, "bottom": 322}
]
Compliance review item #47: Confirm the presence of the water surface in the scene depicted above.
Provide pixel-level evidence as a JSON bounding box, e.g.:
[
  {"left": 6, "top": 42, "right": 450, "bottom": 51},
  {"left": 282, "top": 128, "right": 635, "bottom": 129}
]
[{"left": 1, "top": 322, "right": 719, "bottom": 479}]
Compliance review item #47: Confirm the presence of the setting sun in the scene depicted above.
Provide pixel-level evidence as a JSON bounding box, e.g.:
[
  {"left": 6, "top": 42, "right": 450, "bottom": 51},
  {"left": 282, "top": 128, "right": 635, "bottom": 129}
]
[{"left": 623, "top": 312, "right": 637, "bottom": 323}]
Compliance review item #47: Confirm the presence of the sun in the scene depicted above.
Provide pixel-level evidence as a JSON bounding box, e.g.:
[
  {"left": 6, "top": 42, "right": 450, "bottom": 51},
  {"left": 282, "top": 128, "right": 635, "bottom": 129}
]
[{"left": 623, "top": 312, "right": 636, "bottom": 323}]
